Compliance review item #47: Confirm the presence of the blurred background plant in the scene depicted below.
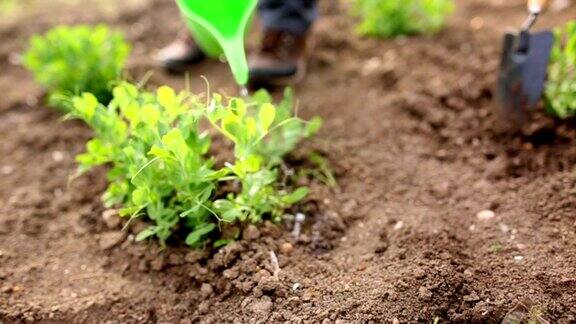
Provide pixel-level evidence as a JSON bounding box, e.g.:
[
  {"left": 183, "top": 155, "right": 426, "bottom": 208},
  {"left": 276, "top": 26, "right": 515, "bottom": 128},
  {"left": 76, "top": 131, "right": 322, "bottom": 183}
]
[
  {"left": 545, "top": 21, "right": 576, "bottom": 118},
  {"left": 0, "top": 0, "right": 17, "bottom": 14},
  {"left": 23, "top": 25, "right": 131, "bottom": 109},
  {"left": 350, "top": 0, "right": 455, "bottom": 38}
]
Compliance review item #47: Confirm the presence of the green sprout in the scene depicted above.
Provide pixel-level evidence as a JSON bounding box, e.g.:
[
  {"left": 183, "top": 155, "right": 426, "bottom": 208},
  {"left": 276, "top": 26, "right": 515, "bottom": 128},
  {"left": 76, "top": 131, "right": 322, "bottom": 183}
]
[
  {"left": 545, "top": 21, "right": 576, "bottom": 118},
  {"left": 489, "top": 243, "right": 503, "bottom": 254},
  {"left": 351, "top": 0, "right": 454, "bottom": 38}
]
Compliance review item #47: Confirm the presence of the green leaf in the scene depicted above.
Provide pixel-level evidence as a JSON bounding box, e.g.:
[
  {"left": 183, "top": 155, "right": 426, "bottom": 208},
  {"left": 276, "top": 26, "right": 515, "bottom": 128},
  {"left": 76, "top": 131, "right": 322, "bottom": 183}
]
[
  {"left": 162, "top": 129, "right": 189, "bottom": 162},
  {"left": 244, "top": 155, "right": 263, "bottom": 173},
  {"left": 157, "top": 86, "right": 176, "bottom": 108},
  {"left": 131, "top": 187, "right": 148, "bottom": 206},
  {"left": 232, "top": 98, "right": 247, "bottom": 118},
  {"left": 246, "top": 117, "right": 258, "bottom": 138},
  {"left": 213, "top": 239, "right": 232, "bottom": 248},
  {"left": 282, "top": 187, "right": 310, "bottom": 204},
  {"left": 258, "top": 103, "right": 276, "bottom": 133},
  {"left": 135, "top": 226, "right": 158, "bottom": 242},
  {"left": 72, "top": 93, "right": 99, "bottom": 120},
  {"left": 140, "top": 104, "right": 160, "bottom": 126},
  {"left": 185, "top": 223, "right": 216, "bottom": 246},
  {"left": 305, "top": 117, "right": 323, "bottom": 137},
  {"left": 222, "top": 115, "right": 243, "bottom": 143},
  {"left": 148, "top": 145, "right": 172, "bottom": 160}
]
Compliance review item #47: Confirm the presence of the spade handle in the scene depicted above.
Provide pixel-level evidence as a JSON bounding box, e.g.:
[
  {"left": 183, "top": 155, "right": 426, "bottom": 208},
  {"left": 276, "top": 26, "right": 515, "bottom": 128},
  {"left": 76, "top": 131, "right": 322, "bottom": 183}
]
[
  {"left": 528, "top": 0, "right": 549, "bottom": 14},
  {"left": 522, "top": 0, "right": 548, "bottom": 30}
]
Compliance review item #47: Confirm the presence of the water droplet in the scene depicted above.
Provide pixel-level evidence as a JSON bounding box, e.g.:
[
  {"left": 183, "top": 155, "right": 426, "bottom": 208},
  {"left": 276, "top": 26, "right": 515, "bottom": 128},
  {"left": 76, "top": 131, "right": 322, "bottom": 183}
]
[{"left": 239, "top": 86, "right": 249, "bottom": 97}]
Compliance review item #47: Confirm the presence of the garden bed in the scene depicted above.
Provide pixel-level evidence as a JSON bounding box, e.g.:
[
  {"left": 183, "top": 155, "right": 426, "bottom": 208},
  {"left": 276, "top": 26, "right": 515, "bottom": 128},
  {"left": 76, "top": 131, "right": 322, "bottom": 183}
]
[{"left": 1, "top": 0, "right": 575, "bottom": 322}]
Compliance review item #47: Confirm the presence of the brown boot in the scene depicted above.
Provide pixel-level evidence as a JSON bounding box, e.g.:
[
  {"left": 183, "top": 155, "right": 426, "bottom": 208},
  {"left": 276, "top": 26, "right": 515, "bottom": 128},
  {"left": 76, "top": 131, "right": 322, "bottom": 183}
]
[
  {"left": 156, "top": 31, "right": 206, "bottom": 74},
  {"left": 249, "top": 30, "right": 309, "bottom": 86}
]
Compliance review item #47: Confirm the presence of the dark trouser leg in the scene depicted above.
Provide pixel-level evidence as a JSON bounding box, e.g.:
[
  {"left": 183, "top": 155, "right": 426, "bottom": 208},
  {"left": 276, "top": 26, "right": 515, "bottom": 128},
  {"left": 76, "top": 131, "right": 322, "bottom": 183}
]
[{"left": 258, "top": 0, "right": 318, "bottom": 34}]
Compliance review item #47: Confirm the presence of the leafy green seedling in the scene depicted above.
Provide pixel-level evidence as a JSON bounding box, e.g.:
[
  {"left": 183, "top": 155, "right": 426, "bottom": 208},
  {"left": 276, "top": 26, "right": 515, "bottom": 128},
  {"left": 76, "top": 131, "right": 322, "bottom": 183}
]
[
  {"left": 488, "top": 243, "right": 503, "bottom": 254},
  {"left": 296, "top": 152, "right": 338, "bottom": 188},
  {"left": 69, "top": 82, "right": 320, "bottom": 247},
  {"left": 23, "top": 25, "right": 131, "bottom": 109},
  {"left": 351, "top": 0, "right": 454, "bottom": 38},
  {"left": 545, "top": 21, "right": 576, "bottom": 118}
]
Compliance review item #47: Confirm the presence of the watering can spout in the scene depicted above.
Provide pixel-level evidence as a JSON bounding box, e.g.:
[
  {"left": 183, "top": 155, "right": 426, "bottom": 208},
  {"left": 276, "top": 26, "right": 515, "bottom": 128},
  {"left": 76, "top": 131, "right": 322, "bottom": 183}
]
[{"left": 175, "top": 0, "right": 258, "bottom": 86}]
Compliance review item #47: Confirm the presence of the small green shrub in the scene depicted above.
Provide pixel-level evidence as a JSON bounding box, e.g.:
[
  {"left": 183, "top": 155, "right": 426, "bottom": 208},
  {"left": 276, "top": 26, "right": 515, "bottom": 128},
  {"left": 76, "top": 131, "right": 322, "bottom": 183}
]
[
  {"left": 351, "top": 0, "right": 454, "bottom": 38},
  {"left": 23, "top": 25, "right": 131, "bottom": 108},
  {"left": 69, "top": 83, "right": 321, "bottom": 247},
  {"left": 545, "top": 21, "right": 576, "bottom": 119}
]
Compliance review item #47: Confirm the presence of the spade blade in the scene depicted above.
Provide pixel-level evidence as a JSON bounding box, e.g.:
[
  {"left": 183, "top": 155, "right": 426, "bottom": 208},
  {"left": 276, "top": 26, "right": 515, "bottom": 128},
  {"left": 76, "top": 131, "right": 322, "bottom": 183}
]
[{"left": 496, "top": 30, "right": 554, "bottom": 125}]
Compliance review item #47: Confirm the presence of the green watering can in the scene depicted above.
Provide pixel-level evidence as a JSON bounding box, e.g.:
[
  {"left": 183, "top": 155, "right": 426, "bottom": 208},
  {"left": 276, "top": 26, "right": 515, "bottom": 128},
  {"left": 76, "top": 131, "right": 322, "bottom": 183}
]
[{"left": 175, "top": 0, "right": 258, "bottom": 85}]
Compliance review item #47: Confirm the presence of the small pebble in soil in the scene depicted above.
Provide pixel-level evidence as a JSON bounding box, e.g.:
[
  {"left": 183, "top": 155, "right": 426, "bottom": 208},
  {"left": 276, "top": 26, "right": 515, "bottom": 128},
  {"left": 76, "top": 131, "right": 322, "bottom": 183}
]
[
  {"left": 476, "top": 210, "right": 495, "bottom": 221},
  {"left": 51, "top": 151, "right": 65, "bottom": 162},
  {"left": 514, "top": 256, "right": 524, "bottom": 261},
  {"left": 292, "top": 213, "right": 306, "bottom": 239},
  {"left": 243, "top": 225, "right": 260, "bottom": 241},
  {"left": 102, "top": 209, "right": 121, "bottom": 229},
  {"left": 223, "top": 267, "right": 239, "bottom": 279},
  {"left": 8, "top": 52, "right": 21, "bottom": 65},
  {"left": 516, "top": 243, "right": 526, "bottom": 250},
  {"left": 98, "top": 232, "right": 125, "bottom": 250},
  {"left": 270, "top": 251, "right": 281, "bottom": 277},
  {"left": 499, "top": 223, "right": 510, "bottom": 233},
  {"left": 292, "top": 283, "right": 301, "bottom": 292},
  {"left": 1, "top": 165, "right": 13, "bottom": 175},
  {"left": 470, "top": 17, "right": 485, "bottom": 30},
  {"left": 26, "top": 96, "right": 38, "bottom": 107},
  {"left": 250, "top": 296, "right": 273, "bottom": 315},
  {"left": 197, "top": 301, "right": 210, "bottom": 314},
  {"left": 200, "top": 283, "right": 213, "bottom": 297},
  {"left": 418, "top": 286, "right": 432, "bottom": 301},
  {"left": 279, "top": 242, "right": 294, "bottom": 255},
  {"left": 463, "top": 292, "right": 480, "bottom": 302},
  {"left": 393, "top": 221, "right": 404, "bottom": 230},
  {"left": 185, "top": 250, "right": 205, "bottom": 263}
]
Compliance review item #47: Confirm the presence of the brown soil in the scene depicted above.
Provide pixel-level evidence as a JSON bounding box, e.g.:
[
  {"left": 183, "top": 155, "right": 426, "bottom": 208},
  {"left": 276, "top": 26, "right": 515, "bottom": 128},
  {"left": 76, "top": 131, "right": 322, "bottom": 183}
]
[{"left": 1, "top": 0, "right": 576, "bottom": 322}]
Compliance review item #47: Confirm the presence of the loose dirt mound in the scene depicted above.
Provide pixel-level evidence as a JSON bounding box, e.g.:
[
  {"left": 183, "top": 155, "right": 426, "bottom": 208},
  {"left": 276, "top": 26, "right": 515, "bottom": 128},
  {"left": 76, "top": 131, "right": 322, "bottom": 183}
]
[{"left": 1, "top": 0, "right": 575, "bottom": 322}]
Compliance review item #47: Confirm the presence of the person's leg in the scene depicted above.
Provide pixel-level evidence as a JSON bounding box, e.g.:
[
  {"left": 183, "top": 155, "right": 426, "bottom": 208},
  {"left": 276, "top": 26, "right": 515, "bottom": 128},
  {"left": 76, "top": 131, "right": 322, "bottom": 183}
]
[
  {"left": 258, "top": 0, "right": 317, "bottom": 35},
  {"left": 156, "top": 30, "right": 206, "bottom": 74},
  {"left": 249, "top": 0, "right": 318, "bottom": 85}
]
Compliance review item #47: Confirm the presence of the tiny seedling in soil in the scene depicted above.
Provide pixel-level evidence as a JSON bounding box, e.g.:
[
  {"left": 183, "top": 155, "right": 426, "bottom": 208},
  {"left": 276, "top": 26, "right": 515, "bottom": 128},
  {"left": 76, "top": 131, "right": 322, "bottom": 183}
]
[
  {"left": 489, "top": 242, "right": 503, "bottom": 253},
  {"left": 296, "top": 152, "right": 338, "bottom": 188},
  {"left": 23, "top": 24, "right": 131, "bottom": 109},
  {"left": 350, "top": 0, "right": 454, "bottom": 38},
  {"left": 68, "top": 83, "right": 321, "bottom": 247},
  {"left": 545, "top": 21, "right": 576, "bottom": 118}
]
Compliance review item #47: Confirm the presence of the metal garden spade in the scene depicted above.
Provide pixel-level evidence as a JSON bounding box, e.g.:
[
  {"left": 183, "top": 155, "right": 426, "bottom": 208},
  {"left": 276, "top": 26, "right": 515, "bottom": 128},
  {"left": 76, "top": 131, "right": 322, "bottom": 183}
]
[{"left": 496, "top": 0, "right": 553, "bottom": 126}]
